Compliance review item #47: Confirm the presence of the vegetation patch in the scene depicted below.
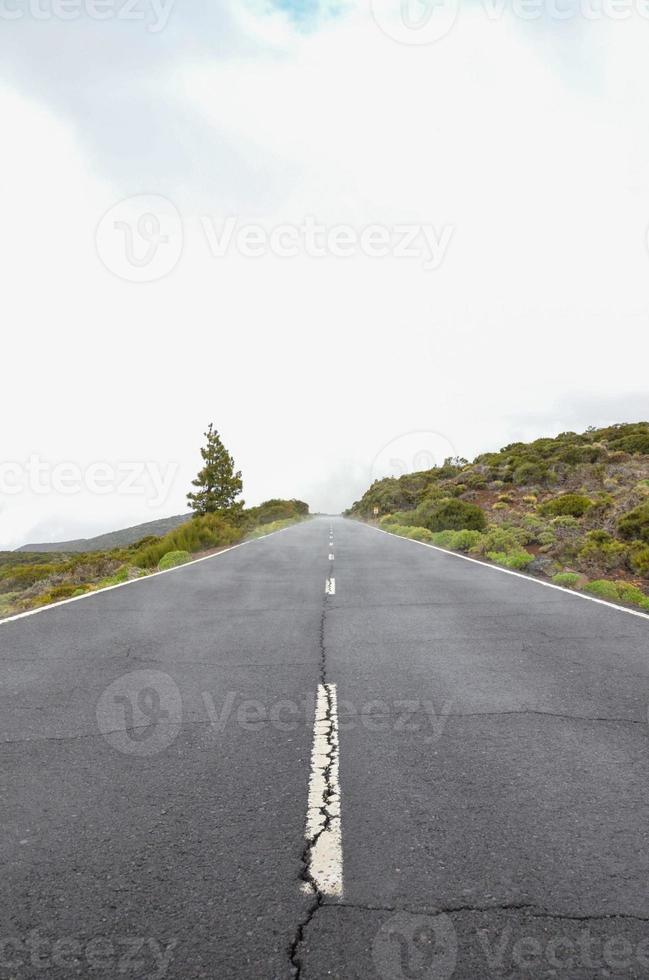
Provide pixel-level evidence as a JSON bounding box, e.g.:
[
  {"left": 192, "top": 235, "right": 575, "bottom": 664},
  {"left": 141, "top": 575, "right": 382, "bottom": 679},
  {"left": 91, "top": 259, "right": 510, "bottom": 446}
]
[
  {"left": 552, "top": 572, "right": 581, "bottom": 588},
  {"left": 348, "top": 422, "right": 649, "bottom": 607},
  {"left": 538, "top": 494, "right": 593, "bottom": 518},
  {"left": 158, "top": 551, "right": 192, "bottom": 571}
]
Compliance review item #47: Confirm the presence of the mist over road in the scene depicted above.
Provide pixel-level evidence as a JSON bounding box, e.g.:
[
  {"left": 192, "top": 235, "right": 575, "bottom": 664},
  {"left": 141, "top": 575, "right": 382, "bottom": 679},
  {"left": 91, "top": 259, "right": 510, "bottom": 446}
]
[{"left": 2, "top": 517, "right": 649, "bottom": 979}]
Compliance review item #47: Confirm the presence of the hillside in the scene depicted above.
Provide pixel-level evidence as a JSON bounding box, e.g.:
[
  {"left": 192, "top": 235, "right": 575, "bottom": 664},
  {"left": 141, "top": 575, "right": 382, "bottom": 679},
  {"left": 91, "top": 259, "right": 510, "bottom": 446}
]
[
  {"left": 348, "top": 422, "right": 649, "bottom": 611},
  {"left": 17, "top": 513, "right": 193, "bottom": 553}
]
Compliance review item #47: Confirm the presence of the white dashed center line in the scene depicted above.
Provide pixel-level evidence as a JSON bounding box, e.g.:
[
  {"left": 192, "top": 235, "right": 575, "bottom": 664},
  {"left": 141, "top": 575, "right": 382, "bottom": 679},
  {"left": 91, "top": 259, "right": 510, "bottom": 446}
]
[
  {"left": 325, "top": 577, "right": 336, "bottom": 595},
  {"left": 304, "top": 683, "right": 343, "bottom": 897}
]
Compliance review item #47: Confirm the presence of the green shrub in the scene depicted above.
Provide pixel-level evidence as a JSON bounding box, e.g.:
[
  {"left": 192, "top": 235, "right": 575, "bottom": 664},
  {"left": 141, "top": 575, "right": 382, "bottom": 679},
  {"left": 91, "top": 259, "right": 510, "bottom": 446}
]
[
  {"left": 582, "top": 579, "right": 649, "bottom": 609},
  {"left": 492, "top": 502, "right": 508, "bottom": 511},
  {"left": 451, "top": 529, "right": 483, "bottom": 552},
  {"left": 246, "top": 499, "right": 309, "bottom": 525},
  {"left": 424, "top": 499, "right": 486, "bottom": 533},
  {"left": 629, "top": 543, "right": 649, "bottom": 578},
  {"left": 96, "top": 565, "right": 131, "bottom": 588},
  {"left": 429, "top": 530, "right": 458, "bottom": 549},
  {"left": 578, "top": 530, "right": 627, "bottom": 570},
  {"left": 513, "top": 462, "right": 546, "bottom": 485},
  {"left": 158, "top": 551, "right": 191, "bottom": 571},
  {"left": 608, "top": 433, "right": 649, "bottom": 455},
  {"left": 551, "top": 515, "right": 579, "bottom": 528},
  {"left": 539, "top": 494, "right": 593, "bottom": 518},
  {"left": 487, "top": 549, "right": 534, "bottom": 569},
  {"left": 132, "top": 514, "right": 241, "bottom": 568},
  {"left": 615, "top": 583, "right": 649, "bottom": 609},
  {"left": 618, "top": 503, "right": 649, "bottom": 543},
  {"left": 522, "top": 514, "right": 544, "bottom": 532},
  {"left": 583, "top": 580, "right": 622, "bottom": 601},
  {"left": 538, "top": 530, "right": 556, "bottom": 546},
  {"left": 387, "top": 525, "right": 411, "bottom": 537},
  {"left": 470, "top": 526, "right": 527, "bottom": 556},
  {"left": 552, "top": 572, "right": 581, "bottom": 588},
  {"left": 404, "top": 527, "right": 435, "bottom": 543},
  {"left": 391, "top": 509, "right": 420, "bottom": 527}
]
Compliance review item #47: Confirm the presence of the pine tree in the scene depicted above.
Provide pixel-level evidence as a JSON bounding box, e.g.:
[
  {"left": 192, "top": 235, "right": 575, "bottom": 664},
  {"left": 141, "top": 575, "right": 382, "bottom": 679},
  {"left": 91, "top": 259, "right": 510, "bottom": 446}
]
[{"left": 187, "top": 424, "right": 243, "bottom": 515}]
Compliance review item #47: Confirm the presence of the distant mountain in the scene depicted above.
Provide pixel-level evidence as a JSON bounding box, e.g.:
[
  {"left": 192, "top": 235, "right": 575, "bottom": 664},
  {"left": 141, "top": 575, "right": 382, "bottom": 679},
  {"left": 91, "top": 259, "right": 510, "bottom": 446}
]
[{"left": 17, "top": 514, "right": 192, "bottom": 553}]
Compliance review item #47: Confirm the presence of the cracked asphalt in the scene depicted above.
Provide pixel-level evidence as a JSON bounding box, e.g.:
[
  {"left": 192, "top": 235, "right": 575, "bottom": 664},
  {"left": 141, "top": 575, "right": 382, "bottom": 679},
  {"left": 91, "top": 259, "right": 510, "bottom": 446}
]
[{"left": 2, "top": 516, "right": 649, "bottom": 979}]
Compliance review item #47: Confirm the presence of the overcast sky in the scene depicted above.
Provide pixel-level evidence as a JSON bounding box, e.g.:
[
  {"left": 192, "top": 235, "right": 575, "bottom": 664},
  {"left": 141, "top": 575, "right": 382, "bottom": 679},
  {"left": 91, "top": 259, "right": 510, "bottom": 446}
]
[{"left": 2, "top": 0, "right": 649, "bottom": 549}]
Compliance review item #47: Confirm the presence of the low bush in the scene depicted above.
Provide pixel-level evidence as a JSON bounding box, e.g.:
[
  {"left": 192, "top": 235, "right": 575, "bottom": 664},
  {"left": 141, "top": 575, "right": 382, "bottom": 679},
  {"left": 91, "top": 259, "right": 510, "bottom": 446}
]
[
  {"left": 132, "top": 514, "right": 242, "bottom": 568},
  {"left": 628, "top": 543, "right": 649, "bottom": 578},
  {"left": 451, "top": 529, "right": 483, "bottom": 552},
  {"left": 608, "top": 433, "right": 649, "bottom": 455},
  {"left": 615, "top": 583, "right": 649, "bottom": 609},
  {"left": 246, "top": 499, "right": 309, "bottom": 525},
  {"left": 617, "top": 503, "right": 649, "bottom": 543},
  {"left": 429, "top": 530, "right": 458, "bottom": 549},
  {"left": 159, "top": 551, "right": 191, "bottom": 571},
  {"left": 539, "top": 494, "right": 593, "bottom": 518},
  {"left": 248, "top": 517, "right": 306, "bottom": 539},
  {"left": 403, "top": 527, "right": 435, "bottom": 543},
  {"left": 551, "top": 516, "right": 580, "bottom": 528},
  {"left": 578, "top": 530, "right": 627, "bottom": 571},
  {"left": 470, "top": 526, "right": 527, "bottom": 556},
  {"left": 391, "top": 509, "right": 420, "bottom": 526},
  {"left": 486, "top": 549, "right": 534, "bottom": 570},
  {"left": 95, "top": 565, "right": 131, "bottom": 588},
  {"left": 583, "top": 579, "right": 620, "bottom": 601},
  {"left": 582, "top": 579, "right": 649, "bottom": 609},
  {"left": 552, "top": 572, "right": 581, "bottom": 588},
  {"left": 513, "top": 462, "right": 547, "bottom": 485},
  {"left": 424, "top": 499, "right": 486, "bottom": 533}
]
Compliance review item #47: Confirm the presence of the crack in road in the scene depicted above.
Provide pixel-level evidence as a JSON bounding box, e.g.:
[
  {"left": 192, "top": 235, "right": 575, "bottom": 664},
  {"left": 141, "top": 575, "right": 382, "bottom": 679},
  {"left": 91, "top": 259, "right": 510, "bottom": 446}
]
[
  {"left": 289, "top": 543, "right": 339, "bottom": 979},
  {"left": 439, "top": 708, "right": 648, "bottom": 727},
  {"left": 323, "top": 899, "right": 649, "bottom": 923}
]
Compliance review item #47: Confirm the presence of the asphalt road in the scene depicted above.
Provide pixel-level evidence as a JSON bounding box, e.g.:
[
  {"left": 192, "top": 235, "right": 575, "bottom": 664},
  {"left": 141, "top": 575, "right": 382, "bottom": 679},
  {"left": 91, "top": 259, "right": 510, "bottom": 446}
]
[{"left": 2, "top": 516, "right": 649, "bottom": 980}]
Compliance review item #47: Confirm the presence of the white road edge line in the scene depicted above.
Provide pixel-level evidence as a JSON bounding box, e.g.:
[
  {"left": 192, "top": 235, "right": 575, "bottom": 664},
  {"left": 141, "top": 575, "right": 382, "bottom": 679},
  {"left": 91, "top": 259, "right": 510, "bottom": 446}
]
[
  {"left": 304, "top": 682, "right": 343, "bottom": 897},
  {"left": 365, "top": 523, "right": 649, "bottom": 622},
  {"left": 325, "top": 577, "right": 336, "bottom": 595},
  {"left": 0, "top": 524, "right": 301, "bottom": 627}
]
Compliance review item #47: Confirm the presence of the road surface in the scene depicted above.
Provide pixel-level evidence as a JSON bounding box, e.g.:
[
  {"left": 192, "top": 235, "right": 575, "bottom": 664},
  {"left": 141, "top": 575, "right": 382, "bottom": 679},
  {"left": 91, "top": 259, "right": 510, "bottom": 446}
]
[{"left": 2, "top": 516, "right": 649, "bottom": 979}]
